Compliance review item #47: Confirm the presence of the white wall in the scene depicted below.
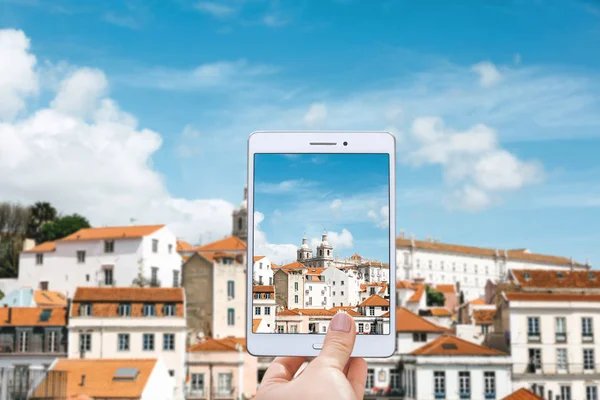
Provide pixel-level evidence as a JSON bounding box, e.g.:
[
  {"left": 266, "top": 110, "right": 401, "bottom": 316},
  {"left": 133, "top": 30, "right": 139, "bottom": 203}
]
[
  {"left": 304, "top": 281, "right": 331, "bottom": 309},
  {"left": 323, "top": 267, "right": 360, "bottom": 307},
  {"left": 213, "top": 260, "right": 246, "bottom": 338},
  {"left": 141, "top": 358, "right": 176, "bottom": 400},
  {"left": 253, "top": 297, "right": 276, "bottom": 328},
  {"left": 253, "top": 257, "right": 273, "bottom": 286},
  {"left": 397, "top": 332, "right": 444, "bottom": 354},
  {"left": 286, "top": 273, "right": 304, "bottom": 309}
]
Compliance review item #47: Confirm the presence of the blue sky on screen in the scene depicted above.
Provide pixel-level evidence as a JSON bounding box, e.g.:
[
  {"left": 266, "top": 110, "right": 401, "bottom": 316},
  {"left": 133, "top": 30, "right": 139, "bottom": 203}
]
[
  {"left": 253, "top": 153, "right": 390, "bottom": 264},
  {"left": 0, "top": 0, "right": 599, "bottom": 266}
]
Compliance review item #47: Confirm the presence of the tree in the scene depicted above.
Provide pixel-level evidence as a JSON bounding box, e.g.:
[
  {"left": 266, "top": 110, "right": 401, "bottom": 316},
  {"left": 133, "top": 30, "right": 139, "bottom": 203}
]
[
  {"left": 37, "top": 214, "right": 90, "bottom": 243},
  {"left": 0, "top": 202, "right": 31, "bottom": 277},
  {"left": 27, "top": 202, "right": 57, "bottom": 240},
  {"left": 426, "top": 285, "right": 446, "bottom": 307}
]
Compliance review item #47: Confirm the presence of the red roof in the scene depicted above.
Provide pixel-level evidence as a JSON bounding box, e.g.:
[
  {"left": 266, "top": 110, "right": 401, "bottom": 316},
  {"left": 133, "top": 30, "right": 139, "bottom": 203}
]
[
  {"left": 504, "top": 292, "right": 600, "bottom": 302},
  {"left": 195, "top": 235, "right": 247, "bottom": 252},
  {"left": 176, "top": 240, "right": 193, "bottom": 251},
  {"left": 408, "top": 284, "right": 425, "bottom": 302},
  {"left": 396, "top": 307, "right": 449, "bottom": 333},
  {"left": 411, "top": 334, "right": 506, "bottom": 356},
  {"left": 22, "top": 241, "right": 56, "bottom": 253},
  {"left": 502, "top": 388, "right": 544, "bottom": 400},
  {"left": 511, "top": 269, "right": 600, "bottom": 289},
  {"left": 60, "top": 225, "right": 164, "bottom": 241},
  {"left": 359, "top": 294, "right": 390, "bottom": 307},
  {"left": 473, "top": 309, "right": 496, "bottom": 324},
  {"left": 188, "top": 337, "right": 246, "bottom": 352},
  {"left": 429, "top": 307, "right": 452, "bottom": 317},
  {"left": 252, "top": 285, "right": 274, "bottom": 293},
  {"left": 435, "top": 284, "right": 455, "bottom": 294},
  {"left": 396, "top": 280, "right": 415, "bottom": 289},
  {"left": 279, "top": 261, "right": 306, "bottom": 270}
]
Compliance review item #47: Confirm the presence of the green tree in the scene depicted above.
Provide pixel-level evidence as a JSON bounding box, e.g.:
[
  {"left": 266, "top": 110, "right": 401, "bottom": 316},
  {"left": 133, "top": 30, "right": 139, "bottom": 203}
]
[
  {"left": 0, "top": 202, "right": 31, "bottom": 277},
  {"left": 37, "top": 214, "right": 91, "bottom": 243},
  {"left": 27, "top": 202, "right": 57, "bottom": 241},
  {"left": 426, "top": 285, "right": 446, "bottom": 307}
]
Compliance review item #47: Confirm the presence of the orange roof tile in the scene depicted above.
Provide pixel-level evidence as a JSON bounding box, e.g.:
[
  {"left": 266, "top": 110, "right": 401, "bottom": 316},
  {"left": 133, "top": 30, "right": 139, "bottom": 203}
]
[
  {"left": 470, "top": 298, "right": 486, "bottom": 305},
  {"left": 252, "top": 319, "right": 262, "bottom": 332},
  {"left": 502, "top": 388, "right": 544, "bottom": 400},
  {"left": 276, "top": 309, "right": 301, "bottom": 316},
  {"left": 435, "top": 284, "right": 455, "bottom": 294},
  {"left": 408, "top": 284, "right": 425, "bottom": 302},
  {"left": 396, "top": 307, "right": 449, "bottom": 333},
  {"left": 188, "top": 337, "right": 246, "bottom": 352},
  {"left": 0, "top": 307, "right": 67, "bottom": 326},
  {"left": 34, "top": 290, "right": 68, "bottom": 307},
  {"left": 328, "top": 307, "right": 362, "bottom": 317},
  {"left": 176, "top": 239, "right": 193, "bottom": 251},
  {"left": 36, "top": 359, "right": 157, "bottom": 399},
  {"left": 271, "top": 262, "right": 279, "bottom": 269},
  {"left": 291, "top": 308, "right": 335, "bottom": 316},
  {"left": 306, "top": 267, "right": 326, "bottom": 275},
  {"left": 60, "top": 225, "right": 164, "bottom": 241},
  {"left": 22, "top": 241, "right": 56, "bottom": 253},
  {"left": 381, "top": 311, "right": 390, "bottom": 317},
  {"left": 359, "top": 294, "right": 390, "bottom": 307},
  {"left": 396, "top": 280, "right": 415, "bottom": 289},
  {"left": 473, "top": 309, "right": 496, "bottom": 324},
  {"left": 73, "top": 287, "right": 184, "bottom": 302},
  {"left": 195, "top": 235, "right": 247, "bottom": 252},
  {"left": 429, "top": 307, "right": 452, "bottom": 317},
  {"left": 411, "top": 334, "right": 506, "bottom": 356},
  {"left": 254, "top": 256, "right": 265, "bottom": 262},
  {"left": 280, "top": 261, "right": 307, "bottom": 270},
  {"left": 253, "top": 285, "right": 274, "bottom": 293},
  {"left": 504, "top": 292, "right": 600, "bottom": 302},
  {"left": 396, "top": 238, "right": 587, "bottom": 267},
  {"left": 512, "top": 269, "right": 600, "bottom": 289}
]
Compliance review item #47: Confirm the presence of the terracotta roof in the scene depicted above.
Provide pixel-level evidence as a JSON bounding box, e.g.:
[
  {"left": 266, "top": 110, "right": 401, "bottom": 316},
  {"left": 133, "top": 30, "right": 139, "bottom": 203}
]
[
  {"left": 253, "top": 285, "right": 274, "bottom": 293},
  {"left": 188, "top": 337, "right": 246, "bottom": 352},
  {"left": 35, "top": 359, "right": 157, "bottom": 399},
  {"left": 252, "top": 319, "right": 262, "bottom": 332},
  {"left": 291, "top": 308, "right": 335, "bottom": 316},
  {"left": 429, "top": 307, "right": 452, "bottom": 317},
  {"left": 473, "top": 309, "right": 496, "bottom": 324},
  {"left": 396, "top": 307, "right": 449, "bottom": 333},
  {"left": 0, "top": 307, "right": 67, "bottom": 326},
  {"left": 195, "top": 235, "right": 247, "bottom": 252},
  {"left": 396, "top": 280, "right": 415, "bottom": 289},
  {"left": 306, "top": 267, "right": 326, "bottom": 275},
  {"left": 408, "top": 284, "right": 425, "bottom": 302},
  {"left": 280, "top": 261, "right": 306, "bottom": 270},
  {"left": 254, "top": 256, "right": 265, "bottom": 262},
  {"left": 470, "top": 298, "right": 486, "bottom": 305},
  {"left": 60, "top": 225, "right": 164, "bottom": 241},
  {"left": 512, "top": 269, "right": 600, "bottom": 289},
  {"left": 271, "top": 262, "right": 279, "bottom": 269},
  {"left": 379, "top": 284, "right": 388, "bottom": 294},
  {"left": 176, "top": 239, "right": 193, "bottom": 251},
  {"left": 435, "top": 284, "right": 455, "bottom": 294},
  {"left": 351, "top": 253, "right": 362, "bottom": 259},
  {"left": 34, "top": 290, "right": 68, "bottom": 307},
  {"left": 329, "top": 306, "right": 357, "bottom": 313},
  {"left": 328, "top": 307, "right": 362, "bottom": 317},
  {"left": 276, "top": 309, "right": 301, "bottom": 316},
  {"left": 396, "top": 238, "right": 587, "bottom": 267},
  {"left": 359, "top": 294, "right": 390, "bottom": 307},
  {"left": 502, "top": 388, "right": 544, "bottom": 400},
  {"left": 358, "top": 261, "right": 389, "bottom": 268},
  {"left": 22, "top": 241, "right": 56, "bottom": 253},
  {"left": 73, "top": 287, "right": 184, "bottom": 302},
  {"left": 411, "top": 334, "right": 506, "bottom": 356},
  {"left": 504, "top": 292, "right": 600, "bottom": 302},
  {"left": 381, "top": 311, "right": 390, "bottom": 317}
]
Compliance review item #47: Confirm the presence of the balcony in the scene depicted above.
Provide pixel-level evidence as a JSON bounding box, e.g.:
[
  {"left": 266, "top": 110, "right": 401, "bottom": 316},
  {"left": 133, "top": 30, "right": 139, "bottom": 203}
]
[
  {"left": 583, "top": 333, "right": 594, "bottom": 343},
  {"left": 555, "top": 332, "right": 567, "bottom": 343},
  {"left": 0, "top": 368, "right": 67, "bottom": 400},
  {"left": 527, "top": 333, "right": 541, "bottom": 343},
  {"left": 514, "top": 363, "right": 600, "bottom": 377},
  {"left": 185, "top": 387, "right": 237, "bottom": 399},
  {"left": 98, "top": 279, "right": 117, "bottom": 287}
]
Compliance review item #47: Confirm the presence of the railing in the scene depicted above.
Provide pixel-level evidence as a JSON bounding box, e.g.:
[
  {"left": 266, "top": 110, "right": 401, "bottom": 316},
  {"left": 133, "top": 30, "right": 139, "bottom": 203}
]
[
  {"left": 555, "top": 332, "right": 567, "bottom": 343},
  {"left": 514, "top": 363, "right": 600, "bottom": 375},
  {"left": 583, "top": 333, "right": 594, "bottom": 343},
  {"left": 98, "top": 279, "right": 117, "bottom": 287},
  {"left": 0, "top": 368, "right": 67, "bottom": 400},
  {"left": 0, "top": 343, "right": 67, "bottom": 355},
  {"left": 185, "top": 387, "right": 237, "bottom": 399},
  {"left": 185, "top": 387, "right": 206, "bottom": 398}
]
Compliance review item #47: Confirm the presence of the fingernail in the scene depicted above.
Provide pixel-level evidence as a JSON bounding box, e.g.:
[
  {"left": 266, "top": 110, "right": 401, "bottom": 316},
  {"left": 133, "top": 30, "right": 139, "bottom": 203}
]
[{"left": 330, "top": 312, "right": 352, "bottom": 332}]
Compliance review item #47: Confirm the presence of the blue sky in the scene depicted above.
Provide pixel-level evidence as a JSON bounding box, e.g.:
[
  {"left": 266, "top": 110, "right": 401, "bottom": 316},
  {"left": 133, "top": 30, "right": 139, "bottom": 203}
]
[
  {"left": 0, "top": 0, "right": 599, "bottom": 266},
  {"left": 254, "top": 153, "right": 390, "bottom": 264}
]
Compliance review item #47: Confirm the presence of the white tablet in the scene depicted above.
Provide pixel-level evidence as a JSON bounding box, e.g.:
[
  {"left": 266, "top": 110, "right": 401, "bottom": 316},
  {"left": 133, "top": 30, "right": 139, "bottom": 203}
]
[{"left": 246, "top": 131, "right": 396, "bottom": 358}]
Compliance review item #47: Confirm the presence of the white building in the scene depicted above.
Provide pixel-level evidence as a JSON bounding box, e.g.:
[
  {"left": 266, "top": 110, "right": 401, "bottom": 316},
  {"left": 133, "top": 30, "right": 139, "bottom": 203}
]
[
  {"left": 488, "top": 269, "right": 600, "bottom": 400},
  {"left": 253, "top": 256, "right": 274, "bottom": 286},
  {"left": 396, "top": 233, "right": 590, "bottom": 301},
  {"left": 68, "top": 287, "right": 187, "bottom": 400},
  {"left": 402, "top": 335, "right": 512, "bottom": 400},
  {"left": 252, "top": 285, "right": 276, "bottom": 333},
  {"left": 304, "top": 269, "right": 332, "bottom": 309},
  {"left": 322, "top": 265, "right": 361, "bottom": 307},
  {"left": 18, "top": 225, "right": 183, "bottom": 297},
  {"left": 358, "top": 294, "right": 390, "bottom": 318}
]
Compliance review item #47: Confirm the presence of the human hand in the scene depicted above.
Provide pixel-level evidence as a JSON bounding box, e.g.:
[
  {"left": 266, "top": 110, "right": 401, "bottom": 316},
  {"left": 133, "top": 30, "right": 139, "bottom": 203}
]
[{"left": 255, "top": 312, "right": 368, "bottom": 400}]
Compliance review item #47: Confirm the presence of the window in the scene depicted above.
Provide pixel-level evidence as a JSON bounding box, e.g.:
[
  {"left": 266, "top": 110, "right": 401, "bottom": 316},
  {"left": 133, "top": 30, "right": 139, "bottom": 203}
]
[
  {"left": 18, "top": 331, "right": 29, "bottom": 352},
  {"left": 152, "top": 239, "right": 159, "bottom": 253},
  {"left": 484, "top": 372, "right": 495, "bottom": 399},
  {"left": 77, "top": 251, "right": 86, "bottom": 263},
  {"left": 79, "top": 333, "right": 91, "bottom": 352},
  {"left": 294, "top": 282, "right": 298, "bottom": 291},
  {"left": 163, "top": 333, "right": 175, "bottom": 350},
  {"left": 269, "top": 277, "right": 273, "bottom": 285},
  {"left": 341, "top": 280, "right": 344, "bottom": 285},
  {"left": 151, "top": 267, "right": 159, "bottom": 286},
  {"left": 80, "top": 303, "right": 92, "bottom": 316},
  {"left": 143, "top": 333, "right": 154, "bottom": 351},
  {"left": 584, "top": 349, "right": 595, "bottom": 371},
  {"left": 47, "top": 331, "right": 58, "bottom": 352},
  {"left": 341, "top": 291, "right": 344, "bottom": 295},
  {"left": 369, "top": 307, "right": 375, "bottom": 316},
  {"left": 441, "top": 261, "right": 444, "bottom": 270},
  {"left": 390, "top": 368, "right": 400, "bottom": 389},
  {"left": 583, "top": 317, "right": 594, "bottom": 341},
  {"left": 163, "top": 303, "right": 176, "bottom": 316},
  {"left": 227, "top": 280, "right": 235, "bottom": 298},
  {"left": 255, "top": 306, "right": 261, "bottom": 315},
  {"left": 290, "top": 325, "right": 297, "bottom": 333},
  {"left": 172, "top": 270, "right": 179, "bottom": 287},
  {"left": 294, "top": 295, "right": 298, "bottom": 304},
  {"left": 277, "top": 325, "right": 284, "bottom": 333},
  {"left": 169, "top": 370, "right": 174, "bottom": 377},
  {"left": 36, "top": 253, "right": 43, "bottom": 265},
  {"left": 556, "top": 317, "right": 567, "bottom": 342},
  {"left": 217, "top": 373, "right": 233, "bottom": 396},
  {"left": 557, "top": 348, "right": 568, "bottom": 370},
  {"left": 459, "top": 371, "right": 470, "bottom": 399},
  {"left": 227, "top": 308, "right": 235, "bottom": 326},
  {"left": 118, "top": 303, "right": 131, "bottom": 316},
  {"left": 429, "top": 260, "right": 432, "bottom": 269},
  {"left": 104, "top": 240, "right": 114, "bottom": 253},
  {"left": 191, "top": 374, "right": 204, "bottom": 392},
  {"left": 322, "top": 326, "right": 326, "bottom": 333},
  {"left": 104, "top": 268, "right": 113, "bottom": 286},
  {"left": 561, "top": 386, "right": 571, "bottom": 400},
  {"left": 587, "top": 386, "right": 598, "bottom": 400},
  {"left": 413, "top": 333, "right": 427, "bottom": 342},
  {"left": 528, "top": 317, "right": 540, "bottom": 341},
  {"left": 39, "top": 281, "right": 48, "bottom": 290},
  {"left": 366, "top": 369, "right": 374, "bottom": 389},
  {"left": 333, "top": 291, "right": 336, "bottom": 296},
  {"left": 264, "top": 307, "right": 270, "bottom": 315},
  {"left": 529, "top": 348, "right": 541, "bottom": 370},
  {"left": 143, "top": 303, "right": 156, "bottom": 316},
  {"left": 434, "top": 371, "right": 445, "bottom": 398},
  {"left": 358, "top": 323, "right": 364, "bottom": 333},
  {"left": 118, "top": 333, "right": 130, "bottom": 351},
  {"left": 482, "top": 324, "right": 490, "bottom": 334}
]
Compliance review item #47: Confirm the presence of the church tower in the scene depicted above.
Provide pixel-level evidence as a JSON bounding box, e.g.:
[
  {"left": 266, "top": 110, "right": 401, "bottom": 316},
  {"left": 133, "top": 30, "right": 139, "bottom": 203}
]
[
  {"left": 232, "top": 186, "right": 248, "bottom": 242},
  {"left": 314, "top": 231, "right": 334, "bottom": 267},
  {"left": 296, "top": 235, "right": 313, "bottom": 262}
]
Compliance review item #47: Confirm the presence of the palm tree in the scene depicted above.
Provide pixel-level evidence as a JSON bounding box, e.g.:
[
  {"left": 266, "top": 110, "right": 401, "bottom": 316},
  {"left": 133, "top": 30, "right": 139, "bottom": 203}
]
[{"left": 27, "top": 202, "right": 57, "bottom": 241}]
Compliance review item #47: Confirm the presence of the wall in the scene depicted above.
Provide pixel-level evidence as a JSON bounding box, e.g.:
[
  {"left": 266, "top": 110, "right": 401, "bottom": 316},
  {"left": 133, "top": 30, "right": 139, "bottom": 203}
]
[
  {"left": 213, "top": 260, "right": 246, "bottom": 338},
  {"left": 183, "top": 254, "right": 214, "bottom": 341},
  {"left": 141, "top": 358, "right": 175, "bottom": 400},
  {"left": 304, "top": 280, "right": 331, "bottom": 309},
  {"left": 253, "top": 257, "right": 273, "bottom": 286},
  {"left": 396, "top": 332, "right": 444, "bottom": 354},
  {"left": 141, "top": 227, "right": 183, "bottom": 288},
  {"left": 0, "top": 279, "right": 19, "bottom": 298}
]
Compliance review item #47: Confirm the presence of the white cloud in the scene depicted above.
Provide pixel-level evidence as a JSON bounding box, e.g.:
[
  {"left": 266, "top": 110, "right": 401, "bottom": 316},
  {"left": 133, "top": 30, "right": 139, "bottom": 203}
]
[
  {"left": 406, "top": 116, "right": 544, "bottom": 211},
  {"left": 253, "top": 211, "right": 298, "bottom": 264},
  {"left": 0, "top": 29, "right": 234, "bottom": 243},
  {"left": 255, "top": 179, "right": 315, "bottom": 194},
  {"left": 513, "top": 53, "right": 522, "bottom": 65},
  {"left": 310, "top": 229, "right": 353, "bottom": 251},
  {"left": 471, "top": 61, "right": 502, "bottom": 88},
  {"left": 368, "top": 205, "right": 389, "bottom": 229},
  {"left": 195, "top": 1, "right": 236, "bottom": 18},
  {"left": 330, "top": 199, "right": 342, "bottom": 210},
  {"left": 0, "top": 29, "right": 38, "bottom": 120},
  {"left": 176, "top": 124, "right": 202, "bottom": 158},
  {"left": 304, "top": 102, "right": 327, "bottom": 127}
]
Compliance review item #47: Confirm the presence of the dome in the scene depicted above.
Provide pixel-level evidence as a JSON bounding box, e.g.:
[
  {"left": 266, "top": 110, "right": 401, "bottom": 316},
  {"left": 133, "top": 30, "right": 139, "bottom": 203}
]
[{"left": 301, "top": 235, "right": 310, "bottom": 249}]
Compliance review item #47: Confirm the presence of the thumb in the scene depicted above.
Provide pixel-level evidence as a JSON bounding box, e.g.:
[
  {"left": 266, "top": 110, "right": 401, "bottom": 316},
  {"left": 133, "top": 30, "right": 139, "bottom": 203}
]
[{"left": 317, "top": 312, "right": 357, "bottom": 371}]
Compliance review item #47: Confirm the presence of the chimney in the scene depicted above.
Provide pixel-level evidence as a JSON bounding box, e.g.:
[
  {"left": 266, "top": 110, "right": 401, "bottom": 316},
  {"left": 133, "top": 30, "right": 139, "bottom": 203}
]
[
  {"left": 80, "top": 375, "right": 86, "bottom": 386},
  {"left": 7, "top": 307, "right": 12, "bottom": 324}
]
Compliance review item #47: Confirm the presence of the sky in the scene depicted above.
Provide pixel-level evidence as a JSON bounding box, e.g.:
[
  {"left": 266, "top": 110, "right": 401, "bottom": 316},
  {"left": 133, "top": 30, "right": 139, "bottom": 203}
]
[
  {"left": 253, "top": 153, "right": 390, "bottom": 264},
  {"left": 0, "top": 0, "right": 599, "bottom": 267}
]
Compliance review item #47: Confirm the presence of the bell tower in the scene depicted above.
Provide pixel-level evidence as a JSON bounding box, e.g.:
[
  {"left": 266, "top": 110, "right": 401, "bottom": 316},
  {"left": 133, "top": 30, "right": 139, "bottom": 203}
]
[{"left": 232, "top": 186, "right": 248, "bottom": 242}]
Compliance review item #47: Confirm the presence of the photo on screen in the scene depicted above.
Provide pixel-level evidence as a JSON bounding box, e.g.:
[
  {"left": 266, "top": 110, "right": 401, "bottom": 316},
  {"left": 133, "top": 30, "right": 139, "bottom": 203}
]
[{"left": 252, "top": 153, "right": 391, "bottom": 335}]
